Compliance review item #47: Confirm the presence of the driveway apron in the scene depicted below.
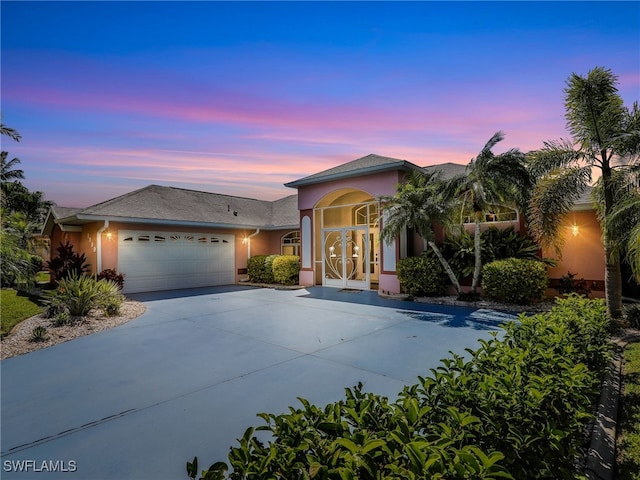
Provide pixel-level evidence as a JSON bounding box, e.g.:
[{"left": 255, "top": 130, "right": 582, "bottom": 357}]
[{"left": 1, "top": 286, "right": 512, "bottom": 479}]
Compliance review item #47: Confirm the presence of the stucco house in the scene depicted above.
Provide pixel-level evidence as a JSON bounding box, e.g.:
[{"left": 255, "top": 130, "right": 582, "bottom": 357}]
[{"left": 42, "top": 154, "right": 608, "bottom": 295}]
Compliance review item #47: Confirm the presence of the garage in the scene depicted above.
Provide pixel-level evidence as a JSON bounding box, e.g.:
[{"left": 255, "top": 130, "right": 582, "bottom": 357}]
[{"left": 117, "top": 230, "right": 235, "bottom": 293}]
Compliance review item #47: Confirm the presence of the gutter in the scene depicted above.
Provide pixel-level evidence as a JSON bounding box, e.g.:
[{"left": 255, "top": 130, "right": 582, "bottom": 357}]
[
  {"left": 246, "top": 228, "right": 260, "bottom": 259},
  {"left": 96, "top": 220, "right": 110, "bottom": 273}
]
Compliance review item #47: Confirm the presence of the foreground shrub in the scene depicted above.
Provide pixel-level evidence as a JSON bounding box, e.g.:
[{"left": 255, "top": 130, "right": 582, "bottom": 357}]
[
  {"left": 481, "top": 258, "right": 548, "bottom": 304},
  {"left": 44, "top": 274, "right": 124, "bottom": 317},
  {"left": 97, "top": 268, "right": 125, "bottom": 289},
  {"left": 272, "top": 255, "right": 300, "bottom": 285},
  {"left": 397, "top": 254, "right": 446, "bottom": 296},
  {"left": 247, "top": 255, "right": 270, "bottom": 283},
  {"left": 188, "top": 295, "right": 610, "bottom": 480},
  {"left": 625, "top": 304, "right": 640, "bottom": 329}
]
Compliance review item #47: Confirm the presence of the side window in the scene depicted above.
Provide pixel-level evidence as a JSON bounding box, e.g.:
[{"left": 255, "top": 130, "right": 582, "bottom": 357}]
[{"left": 281, "top": 231, "right": 300, "bottom": 256}]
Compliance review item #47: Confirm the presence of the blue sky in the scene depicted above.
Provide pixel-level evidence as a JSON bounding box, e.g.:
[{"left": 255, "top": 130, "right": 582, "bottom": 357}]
[{"left": 1, "top": 1, "right": 639, "bottom": 207}]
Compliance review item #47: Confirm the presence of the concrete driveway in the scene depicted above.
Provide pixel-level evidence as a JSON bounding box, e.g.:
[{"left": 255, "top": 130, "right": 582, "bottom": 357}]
[{"left": 1, "top": 286, "right": 514, "bottom": 479}]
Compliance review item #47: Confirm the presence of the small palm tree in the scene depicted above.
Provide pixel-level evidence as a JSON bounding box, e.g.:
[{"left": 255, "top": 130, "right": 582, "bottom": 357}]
[
  {"left": 527, "top": 67, "right": 640, "bottom": 318},
  {"left": 1, "top": 151, "right": 25, "bottom": 184},
  {"left": 446, "top": 131, "right": 531, "bottom": 293},
  {"left": 380, "top": 170, "right": 462, "bottom": 294}
]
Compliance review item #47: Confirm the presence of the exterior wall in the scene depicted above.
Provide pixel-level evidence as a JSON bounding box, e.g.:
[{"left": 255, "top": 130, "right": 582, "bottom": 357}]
[
  {"left": 296, "top": 171, "right": 405, "bottom": 293},
  {"left": 50, "top": 222, "right": 293, "bottom": 286},
  {"left": 544, "top": 209, "right": 605, "bottom": 296},
  {"left": 296, "top": 171, "right": 403, "bottom": 211}
]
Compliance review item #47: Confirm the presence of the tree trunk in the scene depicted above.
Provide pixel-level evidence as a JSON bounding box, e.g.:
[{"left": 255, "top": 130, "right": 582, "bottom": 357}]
[
  {"left": 602, "top": 163, "right": 624, "bottom": 318},
  {"left": 427, "top": 240, "right": 462, "bottom": 294},
  {"left": 471, "top": 216, "right": 482, "bottom": 292},
  {"left": 604, "top": 242, "right": 623, "bottom": 318}
]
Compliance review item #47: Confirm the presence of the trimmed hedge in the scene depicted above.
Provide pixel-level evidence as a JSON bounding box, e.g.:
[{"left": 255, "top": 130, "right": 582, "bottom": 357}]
[
  {"left": 397, "top": 255, "right": 446, "bottom": 297},
  {"left": 273, "top": 255, "right": 300, "bottom": 285},
  {"left": 188, "top": 295, "right": 610, "bottom": 480},
  {"left": 248, "top": 254, "right": 300, "bottom": 285},
  {"left": 247, "top": 255, "right": 271, "bottom": 283},
  {"left": 481, "top": 258, "right": 548, "bottom": 304}
]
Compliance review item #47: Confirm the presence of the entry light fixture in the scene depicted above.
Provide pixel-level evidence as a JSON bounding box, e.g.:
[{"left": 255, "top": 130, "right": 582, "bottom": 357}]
[
  {"left": 329, "top": 246, "right": 336, "bottom": 258},
  {"left": 571, "top": 224, "right": 579, "bottom": 237},
  {"left": 105, "top": 229, "right": 112, "bottom": 240},
  {"left": 352, "top": 245, "right": 360, "bottom": 258}
]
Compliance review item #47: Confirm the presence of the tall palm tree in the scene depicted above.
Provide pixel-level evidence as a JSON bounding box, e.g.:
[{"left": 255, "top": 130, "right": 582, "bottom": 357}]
[
  {"left": 0, "top": 122, "right": 22, "bottom": 142},
  {"left": 446, "top": 131, "right": 530, "bottom": 293},
  {"left": 527, "top": 67, "right": 640, "bottom": 318},
  {"left": 380, "top": 170, "right": 462, "bottom": 294}
]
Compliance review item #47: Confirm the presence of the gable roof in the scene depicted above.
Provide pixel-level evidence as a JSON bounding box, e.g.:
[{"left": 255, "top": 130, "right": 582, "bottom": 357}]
[
  {"left": 285, "top": 153, "right": 424, "bottom": 188},
  {"left": 422, "top": 162, "right": 467, "bottom": 179},
  {"left": 43, "top": 185, "right": 299, "bottom": 235}
]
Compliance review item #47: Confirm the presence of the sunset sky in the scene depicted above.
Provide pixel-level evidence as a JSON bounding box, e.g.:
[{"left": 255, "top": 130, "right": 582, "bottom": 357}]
[{"left": 1, "top": 1, "right": 638, "bottom": 208}]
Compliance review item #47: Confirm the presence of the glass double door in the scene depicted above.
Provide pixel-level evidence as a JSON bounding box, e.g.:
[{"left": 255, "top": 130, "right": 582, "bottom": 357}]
[{"left": 322, "top": 227, "right": 372, "bottom": 289}]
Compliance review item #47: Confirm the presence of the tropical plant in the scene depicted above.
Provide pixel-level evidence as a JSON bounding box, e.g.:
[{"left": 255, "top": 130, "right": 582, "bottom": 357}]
[
  {"left": 380, "top": 170, "right": 462, "bottom": 294},
  {"left": 47, "top": 241, "right": 90, "bottom": 282},
  {"left": 557, "top": 271, "right": 592, "bottom": 296},
  {"left": 44, "top": 274, "right": 123, "bottom": 317},
  {"left": 446, "top": 131, "right": 531, "bottom": 294},
  {"left": 527, "top": 67, "right": 640, "bottom": 318},
  {"left": 97, "top": 268, "right": 126, "bottom": 289},
  {"left": 29, "top": 325, "right": 48, "bottom": 343}
]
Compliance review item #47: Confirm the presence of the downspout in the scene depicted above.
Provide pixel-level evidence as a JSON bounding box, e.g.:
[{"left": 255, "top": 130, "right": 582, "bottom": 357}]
[
  {"left": 246, "top": 228, "right": 260, "bottom": 259},
  {"left": 96, "top": 220, "right": 110, "bottom": 273}
]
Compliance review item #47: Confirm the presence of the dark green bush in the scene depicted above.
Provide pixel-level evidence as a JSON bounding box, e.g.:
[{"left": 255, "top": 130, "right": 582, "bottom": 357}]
[
  {"left": 247, "top": 255, "right": 270, "bottom": 283},
  {"left": 397, "top": 254, "right": 446, "bottom": 297},
  {"left": 626, "top": 303, "right": 640, "bottom": 329},
  {"left": 481, "top": 258, "right": 548, "bottom": 304},
  {"left": 272, "top": 255, "right": 300, "bottom": 285},
  {"left": 557, "top": 271, "right": 591, "bottom": 296}
]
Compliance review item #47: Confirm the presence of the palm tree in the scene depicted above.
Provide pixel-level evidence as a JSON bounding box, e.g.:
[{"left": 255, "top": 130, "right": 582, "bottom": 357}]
[
  {"left": 446, "top": 131, "right": 530, "bottom": 294},
  {"left": 0, "top": 122, "right": 22, "bottom": 142},
  {"left": 380, "top": 170, "right": 462, "bottom": 294},
  {"left": 527, "top": 67, "right": 640, "bottom": 318},
  {"left": 1, "top": 151, "right": 25, "bottom": 183}
]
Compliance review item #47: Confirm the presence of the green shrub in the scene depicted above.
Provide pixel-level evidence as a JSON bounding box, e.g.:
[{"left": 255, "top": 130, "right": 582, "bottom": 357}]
[
  {"left": 188, "top": 296, "right": 610, "bottom": 480},
  {"left": 247, "top": 255, "right": 270, "bottom": 283},
  {"left": 95, "top": 279, "right": 125, "bottom": 316},
  {"left": 481, "top": 258, "right": 548, "bottom": 304},
  {"left": 557, "top": 271, "right": 591, "bottom": 296},
  {"left": 397, "top": 254, "right": 446, "bottom": 296},
  {"left": 272, "top": 255, "right": 300, "bottom": 285},
  {"left": 97, "top": 268, "right": 125, "bottom": 289},
  {"left": 44, "top": 274, "right": 123, "bottom": 317},
  {"left": 625, "top": 304, "right": 640, "bottom": 329},
  {"left": 264, "top": 254, "right": 278, "bottom": 284}
]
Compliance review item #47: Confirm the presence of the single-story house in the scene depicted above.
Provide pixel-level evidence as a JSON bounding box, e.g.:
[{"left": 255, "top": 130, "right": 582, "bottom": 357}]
[{"left": 42, "top": 154, "right": 608, "bottom": 295}]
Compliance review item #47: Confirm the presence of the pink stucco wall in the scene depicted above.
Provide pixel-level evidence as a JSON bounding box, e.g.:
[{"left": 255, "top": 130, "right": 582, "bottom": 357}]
[{"left": 296, "top": 171, "right": 403, "bottom": 210}]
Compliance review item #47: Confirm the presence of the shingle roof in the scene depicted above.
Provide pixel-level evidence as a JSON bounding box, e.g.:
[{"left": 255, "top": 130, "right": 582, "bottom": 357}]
[
  {"left": 56, "top": 185, "right": 299, "bottom": 229},
  {"left": 285, "top": 154, "right": 423, "bottom": 188},
  {"left": 422, "top": 162, "right": 467, "bottom": 180}
]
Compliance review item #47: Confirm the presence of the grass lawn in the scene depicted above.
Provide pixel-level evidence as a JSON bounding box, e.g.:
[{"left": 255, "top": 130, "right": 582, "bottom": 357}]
[
  {"left": 618, "top": 341, "right": 640, "bottom": 480},
  {"left": 0, "top": 289, "right": 43, "bottom": 337}
]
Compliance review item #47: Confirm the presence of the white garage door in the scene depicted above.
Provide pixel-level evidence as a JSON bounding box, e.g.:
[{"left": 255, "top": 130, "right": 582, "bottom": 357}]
[{"left": 118, "top": 230, "right": 235, "bottom": 293}]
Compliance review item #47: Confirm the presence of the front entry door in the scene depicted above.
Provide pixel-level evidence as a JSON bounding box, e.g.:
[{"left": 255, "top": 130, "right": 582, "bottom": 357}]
[{"left": 322, "top": 228, "right": 369, "bottom": 289}]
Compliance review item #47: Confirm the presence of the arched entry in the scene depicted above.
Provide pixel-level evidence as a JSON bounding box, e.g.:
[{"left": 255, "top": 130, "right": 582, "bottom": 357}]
[{"left": 314, "top": 189, "right": 379, "bottom": 289}]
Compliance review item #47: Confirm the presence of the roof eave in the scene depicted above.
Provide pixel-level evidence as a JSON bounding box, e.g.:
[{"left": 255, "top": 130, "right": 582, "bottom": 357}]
[
  {"left": 285, "top": 161, "right": 419, "bottom": 189},
  {"left": 50, "top": 214, "right": 296, "bottom": 231}
]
